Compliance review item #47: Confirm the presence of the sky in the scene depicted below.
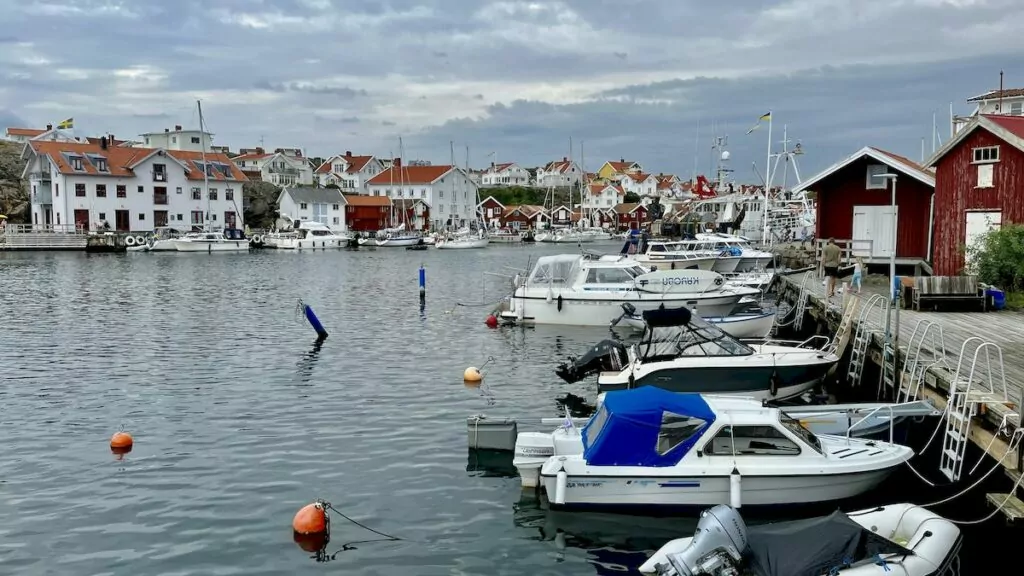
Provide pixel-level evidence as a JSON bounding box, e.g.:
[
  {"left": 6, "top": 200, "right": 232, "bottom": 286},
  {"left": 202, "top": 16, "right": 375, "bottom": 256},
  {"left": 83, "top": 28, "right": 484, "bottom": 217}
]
[{"left": 1, "top": 0, "right": 1023, "bottom": 183}]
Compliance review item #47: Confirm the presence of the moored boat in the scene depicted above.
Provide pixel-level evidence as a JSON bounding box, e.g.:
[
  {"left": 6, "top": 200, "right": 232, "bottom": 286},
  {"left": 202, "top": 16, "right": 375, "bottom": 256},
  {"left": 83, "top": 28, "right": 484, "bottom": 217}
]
[{"left": 612, "top": 303, "right": 775, "bottom": 339}]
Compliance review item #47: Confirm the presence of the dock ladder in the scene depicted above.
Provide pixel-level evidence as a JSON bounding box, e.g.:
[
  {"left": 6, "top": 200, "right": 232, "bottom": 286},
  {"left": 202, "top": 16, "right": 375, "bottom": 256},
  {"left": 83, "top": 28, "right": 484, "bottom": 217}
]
[
  {"left": 896, "top": 319, "right": 949, "bottom": 404},
  {"left": 846, "top": 294, "right": 888, "bottom": 387},
  {"left": 939, "top": 337, "right": 1010, "bottom": 482},
  {"left": 792, "top": 271, "right": 814, "bottom": 332},
  {"left": 825, "top": 295, "right": 859, "bottom": 358}
]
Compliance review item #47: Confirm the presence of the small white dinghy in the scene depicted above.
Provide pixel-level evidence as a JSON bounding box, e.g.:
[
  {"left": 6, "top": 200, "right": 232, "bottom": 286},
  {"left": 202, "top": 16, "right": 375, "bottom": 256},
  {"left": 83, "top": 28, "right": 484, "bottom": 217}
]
[
  {"left": 612, "top": 303, "right": 775, "bottom": 339},
  {"left": 640, "top": 503, "right": 961, "bottom": 576}
]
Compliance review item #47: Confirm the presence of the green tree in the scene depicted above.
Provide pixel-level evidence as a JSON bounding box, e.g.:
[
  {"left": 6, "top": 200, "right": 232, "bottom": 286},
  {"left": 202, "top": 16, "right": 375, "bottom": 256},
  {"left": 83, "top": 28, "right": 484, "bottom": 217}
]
[
  {"left": 965, "top": 223, "right": 1024, "bottom": 292},
  {"left": 242, "top": 181, "right": 282, "bottom": 228},
  {"left": 623, "top": 191, "right": 641, "bottom": 203},
  {"left": 0, "top": 140, "right": 29, "bottom": 222}
]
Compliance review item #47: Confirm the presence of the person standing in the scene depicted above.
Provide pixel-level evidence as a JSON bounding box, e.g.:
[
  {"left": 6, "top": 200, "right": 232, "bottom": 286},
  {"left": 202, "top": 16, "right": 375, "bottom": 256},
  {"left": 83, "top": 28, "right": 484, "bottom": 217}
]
[
  {"left": 822, "top": 238, "right": 842, "bottom": 298},
  {"left": 851, "top": 256, "right": 864, "bottom": 294}
]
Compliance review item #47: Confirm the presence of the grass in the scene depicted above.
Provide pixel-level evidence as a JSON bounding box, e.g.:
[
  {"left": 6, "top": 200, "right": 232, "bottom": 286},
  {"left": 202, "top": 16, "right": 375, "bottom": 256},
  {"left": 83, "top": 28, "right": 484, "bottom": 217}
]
[{"left": 1004, "top": 291, "right": 1024, "bottom": 311}]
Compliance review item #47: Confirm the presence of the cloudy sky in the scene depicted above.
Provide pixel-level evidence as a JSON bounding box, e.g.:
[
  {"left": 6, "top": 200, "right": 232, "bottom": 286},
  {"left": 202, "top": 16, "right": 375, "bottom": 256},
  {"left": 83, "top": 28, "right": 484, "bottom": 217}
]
[{"left": 1, "top": 0, "right": 1022, "bottom": 182}]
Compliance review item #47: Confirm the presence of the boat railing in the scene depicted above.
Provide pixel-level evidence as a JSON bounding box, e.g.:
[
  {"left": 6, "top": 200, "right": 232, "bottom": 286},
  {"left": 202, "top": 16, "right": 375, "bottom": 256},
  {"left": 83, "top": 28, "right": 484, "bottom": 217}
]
[
  {"left": 845, "top": 404, "right": 895, "bottom": 445},
  {"left": 757, "top": 335, "right": 832, "bottom": 351}
]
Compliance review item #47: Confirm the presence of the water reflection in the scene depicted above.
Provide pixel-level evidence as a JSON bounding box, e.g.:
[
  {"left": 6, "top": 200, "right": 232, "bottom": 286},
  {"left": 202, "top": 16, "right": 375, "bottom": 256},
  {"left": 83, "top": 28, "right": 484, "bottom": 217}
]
[
  {"left": 294, "top": 337, "right": 325, "bottom": 384},
  {"left": 465, "top": 448, "right": 517, "bottom": 478}
]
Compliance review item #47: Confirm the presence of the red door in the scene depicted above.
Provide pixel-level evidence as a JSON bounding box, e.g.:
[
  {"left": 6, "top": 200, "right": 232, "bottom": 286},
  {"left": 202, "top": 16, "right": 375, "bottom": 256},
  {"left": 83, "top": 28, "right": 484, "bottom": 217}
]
[
  {"left": 74, "top": 209, "right": 90, "bottom": 232},
  {"left": 224, "top": 211, "right": 237, "bottom": 229}
]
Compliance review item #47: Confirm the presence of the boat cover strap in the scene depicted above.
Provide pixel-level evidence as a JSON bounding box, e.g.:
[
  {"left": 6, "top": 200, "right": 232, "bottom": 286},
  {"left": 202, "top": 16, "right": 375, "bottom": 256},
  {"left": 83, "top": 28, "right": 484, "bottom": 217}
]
[{"left": 745, "top": 510, "right": 912, "bottom": 576}]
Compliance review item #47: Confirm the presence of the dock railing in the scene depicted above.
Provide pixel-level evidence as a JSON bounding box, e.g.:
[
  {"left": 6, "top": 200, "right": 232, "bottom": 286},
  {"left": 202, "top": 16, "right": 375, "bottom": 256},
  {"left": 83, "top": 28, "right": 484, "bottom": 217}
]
[
  {"left": 814, "top": 238, "right": 873, "bottom": 276},
  {"left": 1, "top": 223, "right": 89, "bottom": 249}
]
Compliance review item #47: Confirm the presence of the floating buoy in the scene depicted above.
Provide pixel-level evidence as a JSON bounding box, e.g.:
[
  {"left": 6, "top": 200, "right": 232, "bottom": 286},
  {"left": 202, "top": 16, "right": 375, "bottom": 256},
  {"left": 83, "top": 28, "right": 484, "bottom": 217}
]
[
  {"left": 110, "top": 431, "right": 133, "bottom": 453},
  {"left": 484, "top": 315, "right": 498, "bottom": 328},
  {"left": 292, "top": 502, "right": 328, "bottom": 536},
  {"left": 463, "top": 366, "right": 483, "bottom": 383}
]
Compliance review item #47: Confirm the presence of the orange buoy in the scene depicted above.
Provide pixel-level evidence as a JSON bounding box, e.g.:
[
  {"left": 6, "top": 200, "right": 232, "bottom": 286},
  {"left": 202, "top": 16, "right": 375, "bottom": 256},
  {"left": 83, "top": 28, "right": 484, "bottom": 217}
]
[
  {"left": 292, "top": 502, "right": 328, "bottom": 536},
  {"left": 463, "top": 366, "right": 483, "bottom": 383},
  {"left": 110, "top": 431, "right": 133, "bottom": 453}
]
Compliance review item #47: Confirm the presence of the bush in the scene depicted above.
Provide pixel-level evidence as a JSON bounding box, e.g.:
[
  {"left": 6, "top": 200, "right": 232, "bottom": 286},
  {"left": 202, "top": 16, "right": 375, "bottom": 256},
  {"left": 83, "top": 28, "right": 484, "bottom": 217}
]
[{"left": 965, "top": 223, "right": 1024, "bottom": 292}]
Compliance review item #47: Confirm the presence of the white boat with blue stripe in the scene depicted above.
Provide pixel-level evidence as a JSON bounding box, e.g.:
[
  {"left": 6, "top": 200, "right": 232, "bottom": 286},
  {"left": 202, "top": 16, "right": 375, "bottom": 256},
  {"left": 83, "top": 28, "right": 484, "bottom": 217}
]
[{"left": 540, "top": 388, "right": 913, "bottom": 510}]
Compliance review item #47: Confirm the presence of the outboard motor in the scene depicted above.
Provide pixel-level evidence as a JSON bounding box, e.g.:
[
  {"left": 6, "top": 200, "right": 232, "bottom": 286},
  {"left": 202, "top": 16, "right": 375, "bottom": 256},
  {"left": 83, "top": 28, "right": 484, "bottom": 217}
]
[
  {"left": 653, "top": 505, "right": 749, "bottom": 576},
  {"left": 555, "top": 339, "right": 629, "bottom": 383}
]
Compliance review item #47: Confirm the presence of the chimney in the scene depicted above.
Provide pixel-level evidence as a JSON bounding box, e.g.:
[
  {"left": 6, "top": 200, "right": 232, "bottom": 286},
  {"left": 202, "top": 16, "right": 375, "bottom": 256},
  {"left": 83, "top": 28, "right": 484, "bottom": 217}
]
[
  {"left": 563, "top": 156, "right": 567, "bottom": 162},
  {"left": 100, "top": 136, "right": 108, "bottom": 150},
  {"left": 165, "top": 128, "right": 170, "bottom": 133},
  {"left": 109, "top": 133, "right": 115, "bottom": 144},
  {"left": 620, "top": 158, "right": 625, "bottom": 162},
  {"left": 490, "top": 161, "right": 495, "bottom": 168},
  {"left": 46, "top": 123, "right": 53, "bottom": 130},
  {"left": 256, "top": 147, "right": 264, "bottom": 154},
  {"left": 175, "top": 125, "right": 182, "bottom": 131},
  {"left": 345, "top": 150, "right": 352, "bottom": 156},
  {"left": 393, "top": 158, "right": 401, "bottom": 168}
]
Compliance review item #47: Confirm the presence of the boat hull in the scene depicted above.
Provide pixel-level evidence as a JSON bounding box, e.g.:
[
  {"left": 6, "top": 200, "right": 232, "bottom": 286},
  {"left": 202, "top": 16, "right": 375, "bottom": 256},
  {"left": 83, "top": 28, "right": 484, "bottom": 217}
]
[
  {"left": 436, "top": 238, "right": 489, "bottom": 249},
  {"left": 619, "top": 311, "right": 775, "bottom": 339},
  {"left": 540, "top": 468, "right": 897, "bottom": 509},
  {"left": 633, "top": 257, "right": 717, "bottom": 272},
  {"left": 710, "top": 257, "right": 742, "bottom": 274},
  {"left": 267, "top": 236, "right": 349, "bottom": 249},
  {"left": 502, "top": 293, "right": 744, "bottom": 326},
  {"left": 173, "top": 240, "right": 249, "bottom": 252},
  {"left": 375, "top": 237, "right": 421, "bottom": 247}
]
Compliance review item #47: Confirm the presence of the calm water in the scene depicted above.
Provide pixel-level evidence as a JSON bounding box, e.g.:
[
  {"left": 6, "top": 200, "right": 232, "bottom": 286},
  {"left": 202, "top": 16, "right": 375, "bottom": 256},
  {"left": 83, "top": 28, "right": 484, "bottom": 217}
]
[{"left": 0, "top": 245, "right": 1014, "bottom": 575}]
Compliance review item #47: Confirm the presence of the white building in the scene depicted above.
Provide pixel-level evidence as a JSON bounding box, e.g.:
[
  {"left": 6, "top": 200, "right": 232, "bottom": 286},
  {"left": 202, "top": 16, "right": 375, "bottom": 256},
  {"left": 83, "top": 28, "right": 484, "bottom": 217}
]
[
  {"left": 313, "top": 152, "right": 384, "bottom": 192},
  {"left": 617, "top": 171, "right": 657, "bottom": 198},
  {"left": 276, "top": 186, "right": 348, "bottom": 230},
  {"left": 582, "top": 183, "right": 625, "bottom": 210},
  {"left": 139, "top": 125, "right": 214, "bottom": 152},
  {"left": 22, "top": 139, "right": 247, "bottom": 232},
  {"left": 480, "top": 162, "right": 530, "bottom": 187},
  {"left": 953, "top": 88, "right": 1024, "bottom": 135},
  {"left": 4, "top": 127, "right": 48, "bottom": 143},
  {"left": 365, "top": 161, "right": 480, "bottom": 229},
  {"left": 231, "top": 148, "right": 314, "bottom": 186},
  {"left": 535, "top": 157, "right": 583, "bottom": 188}
]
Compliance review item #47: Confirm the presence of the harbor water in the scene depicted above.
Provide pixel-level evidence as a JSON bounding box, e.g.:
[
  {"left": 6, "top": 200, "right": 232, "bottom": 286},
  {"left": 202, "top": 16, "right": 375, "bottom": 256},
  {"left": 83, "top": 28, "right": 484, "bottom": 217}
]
[{"left": 0, "top": 245, "right": 1012, "bottom": 575}]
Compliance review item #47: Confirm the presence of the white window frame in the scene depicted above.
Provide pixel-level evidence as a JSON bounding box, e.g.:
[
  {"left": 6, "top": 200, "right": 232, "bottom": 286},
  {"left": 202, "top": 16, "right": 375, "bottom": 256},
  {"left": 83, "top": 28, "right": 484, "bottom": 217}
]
[
  {"left": 1011, "top": 102, "right": 1023, "bottom": 116},
  {"left": 972, "top": 146, "right": 1000, "bottom": 164},
  {"left": 865, "top": 164, "right": 888, "bottom": 189},
  {"left": 976, "top": 163, "right": 994, "bottom": 189}
]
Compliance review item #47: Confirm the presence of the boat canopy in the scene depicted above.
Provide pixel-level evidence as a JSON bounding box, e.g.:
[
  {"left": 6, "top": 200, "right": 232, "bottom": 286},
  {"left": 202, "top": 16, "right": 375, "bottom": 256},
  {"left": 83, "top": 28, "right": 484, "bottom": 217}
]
[
  {"left": 637, "top": 308, "right": 755, "bottom": 360},
  {"left": 581, "top": 387, "right": 717, "bottom": 467},
  {"left": 527, "top": 254, "right": 581, "bottom": 286}
]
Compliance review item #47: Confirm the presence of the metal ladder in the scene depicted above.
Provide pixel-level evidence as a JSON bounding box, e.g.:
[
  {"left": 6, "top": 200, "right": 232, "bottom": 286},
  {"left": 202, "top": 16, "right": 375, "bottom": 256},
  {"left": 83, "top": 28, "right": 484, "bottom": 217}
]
[
  {"left": 939, "top": 337, "right": 1010, "bottom": 482},
  {"left": 878, "top": 341, "right": 899, "bottom": 400},
  {"left": 896, "top": 320, "right": 948, "bottom": 403},
  {"left": 792, "top": 271, "right": 813, "bottom": 332},
  {"left": 825, "top": 295, "right": 859, "bottom": 357},
  {"left": 846, "top": 294, "right": 887, "bottom": 386}
]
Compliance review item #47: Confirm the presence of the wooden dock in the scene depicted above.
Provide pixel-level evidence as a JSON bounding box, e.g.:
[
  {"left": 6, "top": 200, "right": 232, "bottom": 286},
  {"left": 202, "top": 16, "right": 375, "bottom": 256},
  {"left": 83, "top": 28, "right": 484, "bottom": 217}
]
[{"left": 778, "top": 271, "right": 1024, "bottom": 520}]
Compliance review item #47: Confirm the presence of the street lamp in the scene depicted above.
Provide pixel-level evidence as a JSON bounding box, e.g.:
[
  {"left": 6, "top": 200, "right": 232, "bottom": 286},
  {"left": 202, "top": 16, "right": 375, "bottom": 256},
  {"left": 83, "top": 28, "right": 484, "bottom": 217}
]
[{"left": 874, "top": 173, "right": 899, "bottom": 346}]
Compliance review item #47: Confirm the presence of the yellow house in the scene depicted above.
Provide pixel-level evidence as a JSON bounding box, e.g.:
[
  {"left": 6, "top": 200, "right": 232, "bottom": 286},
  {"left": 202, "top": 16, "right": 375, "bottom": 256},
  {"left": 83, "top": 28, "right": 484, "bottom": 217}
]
[{"left": 596, "top": 159, "right": 642, "bottom": 180}]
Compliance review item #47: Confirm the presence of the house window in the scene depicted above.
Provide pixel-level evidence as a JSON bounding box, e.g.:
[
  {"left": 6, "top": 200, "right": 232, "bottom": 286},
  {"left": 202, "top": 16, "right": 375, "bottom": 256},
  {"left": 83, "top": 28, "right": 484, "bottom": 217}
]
[
  {"left": 153, "top": 163, "right": 167, "bottom": 182},
  {"left": 1012, "top": 103, "right": 1023, "bottom": 116},
  {"left": 139, "top": 212, "right": 145, "bottom": 220},
  {"left": 98, "top": 212, "right": 106, "bottom": 221},
  {"left": 191, "top": 136, "right": 201, "bottom": 144},
  {"left": 95, "top": 158, "right": 108, "bottom": 172},
  {"left": 332, "top": 204, "right": 339, "bottom": 210},
  {"left": 192, "top": 187, "right": 202, "bottom": 200},
  {"left": 171, "top": 136, "right": 177, "bottom": 144},
  {"left": 333, "top": 217, "right": 340, "bottom": 225},
  {"left": 176, "top": 187, "right": 183, "bottom": 194},
  {"left": 116, "top": 185, "right": 126, "bottom": 198},
  {"left": 208, "top": 188, "right": 218, "bottom": 200},
  {"left": 225, "top": 189, "right": 234, "bottom": 200},
  {"left": 977, "top": 164, "right": 994, "bottom": 188},
  {"left": 75, "top": 183, "right": 86, "bottom": 197},
  {"left": 865, "top": 164, "right": 889, "bottom": 189},
  {"left": 191, "top": 210, "right": 204, "bottom": 224},
  {"left": 137, "top": 185, "right": 144, "bottom": 193},
  {"left": 71, "top": 157, "right": 83, "bottom": 171},
  {"left": 177, "top": 214, "right": 183, "bottom": 221},
  {"left": 972, "top": 146, "right": 1000, "bottom": 164},
  {"left": 300, "top": 203, "right": 308, "bottom": 210},
  {"left": 439, "top": 191, "right": 444, "bottom": 198},
  {"left": 96, "top": 184, "right": 107, "bottom": 198}
]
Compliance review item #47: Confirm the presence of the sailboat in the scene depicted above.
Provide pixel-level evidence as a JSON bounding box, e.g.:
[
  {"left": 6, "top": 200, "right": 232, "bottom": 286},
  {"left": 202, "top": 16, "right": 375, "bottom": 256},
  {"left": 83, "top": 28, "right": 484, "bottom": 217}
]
[
  {"left": 437, "top": 145, "right": 489, "bottom": 250},
  {"left": 536, "top": 139, "right": 609, "bottom": 243},
  {"left": 376, "top": 138, "right": 422, "bottom": 247},
  {"left": 174, "top": 100, "right": 249, "bottom": 253}
]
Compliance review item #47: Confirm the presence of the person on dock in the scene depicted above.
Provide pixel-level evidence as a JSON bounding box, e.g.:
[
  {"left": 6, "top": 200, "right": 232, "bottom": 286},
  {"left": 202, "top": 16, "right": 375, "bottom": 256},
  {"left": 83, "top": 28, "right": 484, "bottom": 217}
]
[
  {"left": 822, "top": 238, "right": 842, "bottom": 298},
  {"left": 852, "top": 256, "right": 864, "bottom": 294}
]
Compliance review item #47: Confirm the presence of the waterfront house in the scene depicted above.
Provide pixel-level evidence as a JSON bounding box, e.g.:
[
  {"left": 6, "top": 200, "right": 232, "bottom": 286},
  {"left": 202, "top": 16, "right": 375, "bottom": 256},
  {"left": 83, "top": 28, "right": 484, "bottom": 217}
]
[
  {"left": 22, "top": 139, "right": 247, "bottom": 232},
  {"left": 952, "top": 88, "right": 1024, "bottom": 135},
  {"left": 478, "top": 196, "right": 505, "bottom": 227},
  {"left": 582, "top": 183, "right": 625, "bottom": 211},
  {"left": 927, "top": 114, "right": 1024, "bottom": 275},
  {"left": 232, "top": 148, "right": 313, "bottom": 187},
  {"left": 314, "top": 151, "right": 384, "bottom": 192},
  {"left": 393, "top": 198, "right": 431, "bottom": 230},
  {"left": 614, "top": 202, "right": 648, "bottom": 230},
  {"left": 793, "top": 146, "right": 935, "bottom": 267},
  {"left": 500, "top": 204, "right": 546, "bottom": 230},
  {"left": 343, "top": 194, "right": 391, "bottom": 232},
  {"left": 4, "top": 127, "right": 47, "bottom": 143},
  {"left": 550, "top": 204, "right": 573, "bottom": 226},
  {"left": 277, "top": 186, "right": 347, "bottom": 230},
  {"left": 365, "top": 160, "right": 480, "bottom": 230},
  {"left": 140, "top": 125, "right": 214, "bottom": 153},
  {"left": 596, "top": 159, "right": 642, "bottom": 181},
  {"left": 617, "top": 171, "right": 658, "bottom": 198},
  {"left": 535, "top": 157, "right": 582, "bottom": 188},
  {"left": 481, "top": 162, "right": 530, "bottom": 187}
]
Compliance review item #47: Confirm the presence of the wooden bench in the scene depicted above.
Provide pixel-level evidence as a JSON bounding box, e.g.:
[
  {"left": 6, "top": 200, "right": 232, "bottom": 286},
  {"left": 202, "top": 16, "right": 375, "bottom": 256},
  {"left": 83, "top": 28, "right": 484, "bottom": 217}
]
[{"left": 912, "top": 275, "right": 987, "bottom": 312}]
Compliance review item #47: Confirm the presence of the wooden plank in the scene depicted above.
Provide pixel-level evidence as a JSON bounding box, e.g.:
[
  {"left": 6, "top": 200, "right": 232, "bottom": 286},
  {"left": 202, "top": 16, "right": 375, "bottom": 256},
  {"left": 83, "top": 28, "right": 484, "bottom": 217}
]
[{"left": 985, "top": 493, "right": 1024, "bottom": 522}]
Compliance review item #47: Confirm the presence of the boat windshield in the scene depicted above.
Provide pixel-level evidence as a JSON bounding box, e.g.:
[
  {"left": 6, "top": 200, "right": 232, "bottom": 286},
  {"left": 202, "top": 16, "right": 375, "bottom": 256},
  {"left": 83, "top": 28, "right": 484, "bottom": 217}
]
[
  {"left": 780, "top": 413, "right": 823, "bottom": 454},
  {"left": 639, "top": 314, "right": 755, "bottom": 360},
  {"left": 527, "top": 255, "right": 580, "bottom": 286}
]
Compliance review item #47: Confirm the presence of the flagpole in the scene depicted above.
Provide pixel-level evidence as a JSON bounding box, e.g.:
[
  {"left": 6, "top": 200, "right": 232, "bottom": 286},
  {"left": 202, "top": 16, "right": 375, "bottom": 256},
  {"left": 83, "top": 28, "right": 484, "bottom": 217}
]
[{"left": 762, "top": 111, "right": 773, "bottom": 244}]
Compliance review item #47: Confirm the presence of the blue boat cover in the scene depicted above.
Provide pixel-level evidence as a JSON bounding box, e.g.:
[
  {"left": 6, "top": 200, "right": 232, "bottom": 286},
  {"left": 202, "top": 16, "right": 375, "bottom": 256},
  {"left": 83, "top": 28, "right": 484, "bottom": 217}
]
[{"left": 582, "top": 387, "right": 717, "bottom": 467}]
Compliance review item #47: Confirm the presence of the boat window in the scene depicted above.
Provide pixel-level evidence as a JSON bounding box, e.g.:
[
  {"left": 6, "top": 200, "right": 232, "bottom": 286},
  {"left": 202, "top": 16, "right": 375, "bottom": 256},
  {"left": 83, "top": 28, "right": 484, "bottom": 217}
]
[
  {"left": 657, "top": 412, "right": 708, "bottom": 455},
  {"left": 780, "top": 414, "right": 823, "bottom": 454},
  {"left": 703, "top": 425, "right": 801, "bottom": 456},
  {"left": 585, "top": 407, "right": 610, "bottom": 447},
  {"left": 585, "top": 268, "right": 634, "bottom": 284},
  {"left": 650, "top": 244, "right": 666, "bottom": 252}
]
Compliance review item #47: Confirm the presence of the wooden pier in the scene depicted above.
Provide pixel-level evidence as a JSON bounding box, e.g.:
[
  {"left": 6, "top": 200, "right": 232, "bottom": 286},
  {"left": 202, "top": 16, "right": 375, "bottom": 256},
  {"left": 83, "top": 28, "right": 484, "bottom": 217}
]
[{"left": 778, "top": 271, "right": 1024, "bottom": 521}]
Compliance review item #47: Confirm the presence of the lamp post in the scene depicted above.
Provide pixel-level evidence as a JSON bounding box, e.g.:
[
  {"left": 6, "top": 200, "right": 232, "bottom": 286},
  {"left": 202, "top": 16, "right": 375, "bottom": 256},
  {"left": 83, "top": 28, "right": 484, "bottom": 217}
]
[{"left": 874, "top": 173, "right": 899, "bottom": 346}]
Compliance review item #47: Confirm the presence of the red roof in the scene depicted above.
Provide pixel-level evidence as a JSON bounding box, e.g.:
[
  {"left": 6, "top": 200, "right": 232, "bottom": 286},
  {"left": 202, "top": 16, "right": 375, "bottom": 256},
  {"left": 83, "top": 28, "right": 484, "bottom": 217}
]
[
  {"left": 621, "top": 171, "right": 652, "bottom": 182},
  {"left": 6, "top": 127, "right": 46, "bottom": 137},
  {"left": 343, "top": 194, "right": 391, "bottom": 206},
  {"left": 606, "top": 161, "right": 636, "bottom": 173},
  {"left": 28, "top": 140, "right": 247, "bottom": 181},
  {"left": 342, "top": 154, "right": 373, "bottom": 174},
  {"left": 984, "top": 114, "right": 1024, "bottom": 139},
  {"left": 542, "top": 159, "right": 573, "bottom": 173},
  {"left": 233, "top": 152, "right": 272, "bottom": 161},
  {"left": 614, "top": 202, "right": 644, "bottom": 215},
  {"left": 589, "top": 183, "right": 624, "bottom": 195},
  {"left": 967, "top": 88, "right": 1024, "bottom": 102},
  {"left": 366, "top": 165, "right": 453, "bottom": 185}
]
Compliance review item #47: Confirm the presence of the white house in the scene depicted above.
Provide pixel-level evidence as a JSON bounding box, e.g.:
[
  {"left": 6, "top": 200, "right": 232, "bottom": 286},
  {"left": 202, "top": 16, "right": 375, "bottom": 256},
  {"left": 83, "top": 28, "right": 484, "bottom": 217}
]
[
  {"left": 4, "top": 127, "right": 48, "bottom": 143},
  {"left": 232, "top": 148, "right": 314, "bottom": 186},
  {"left": 139, "top": 125, "right": 214, "bottom": 152},
  {"left": 22, "top": 139, "right": 247, "bottom": 232},
  {"left": 480, "top": 162, "right": 530, "bottom": 187},
  {"left": 313, "top": 151, "right": 384, "bottom": 192},
  {"left": 582, "top": 183, "right": 625, "bottom": 210},
  {"left": 535, "top": 157, "right": 583, "bottom": 188},
  {"left": 365, "top": 161, "right": 480, "bottom": 229},
  {"left": 616, "top": 171, "right": 658, "bottom": 198},
  {"left": 953, "top": 87, "right": 1024, "bottom": 135},
  {"left": 276, "top": 186, "right": 347, "bottom": 230}
]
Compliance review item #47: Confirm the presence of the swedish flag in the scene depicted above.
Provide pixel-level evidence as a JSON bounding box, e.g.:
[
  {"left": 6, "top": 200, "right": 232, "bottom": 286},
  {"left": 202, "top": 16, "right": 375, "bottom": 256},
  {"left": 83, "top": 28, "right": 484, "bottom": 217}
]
[
  {"left": 746, "top": 112, "right": 771, "bottom": 134},
  {"left": 57, "top": 118, "right": 74, "bottom": 129}
]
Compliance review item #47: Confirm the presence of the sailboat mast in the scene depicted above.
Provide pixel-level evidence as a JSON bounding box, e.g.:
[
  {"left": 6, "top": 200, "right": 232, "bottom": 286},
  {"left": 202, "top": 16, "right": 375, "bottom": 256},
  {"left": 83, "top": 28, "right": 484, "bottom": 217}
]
[
  {"left": 198, "top": 99, "right": 210, "bottom": 232},
  {"left": 580, "top": 139, "right": 586, "bottom": 228},
  {"left": 399, "top": 137, "right": 406, "bottom": 229},
  {"left": 449, "top": 141, "right": 456, "bottom": 229}
]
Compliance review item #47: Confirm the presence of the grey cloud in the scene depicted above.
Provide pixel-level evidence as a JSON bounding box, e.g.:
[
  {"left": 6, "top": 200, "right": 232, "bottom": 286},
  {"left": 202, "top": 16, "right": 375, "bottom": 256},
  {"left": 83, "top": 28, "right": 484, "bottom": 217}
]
[
  {"left": 613, "top": 52, "right": 627, "bottom": 60},
  {"left": 255, "top": 81, "right": 367, "bottom": 98},
  {"left": 381, "top": 120, "right": 397, "bottom": 126}
]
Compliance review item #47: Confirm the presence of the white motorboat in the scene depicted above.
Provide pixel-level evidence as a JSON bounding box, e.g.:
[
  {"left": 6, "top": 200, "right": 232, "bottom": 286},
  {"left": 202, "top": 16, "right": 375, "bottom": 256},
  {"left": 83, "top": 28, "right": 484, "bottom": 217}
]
[
  {"left": 498, "top": 254, "right": 760, "bottom": 326},
  {"left": 696, "top": 232, "right": 775, "bottom": 272},
  {"left": 538, "top": 388, "right": 914, "bottom": 509},
  {"left": 674, "top": 239, "right": 744, "bottom": 274},
  {"left": 557, "top": 306, "right": 837, "bottom": 401},
  {"left": 536, "top": 227, "right": 608, "bottom": 243},
  {"left": 625, "top": 238, "right": 718, "bottom": 271},
  {"left": 264, "top": 221, "right": 350, "bottom": 249},
  {"left": 612, "top": 304, "right": 776, "bottom": 339},
  {"left": 129, "top": 226, "right": 186, "bottom": 252},
  {"left": 640, "top": 503, "right": 960, "bottom": 576},
  {"left": 173, "top": 229, "right": 250, "bottom": 252},
  {"left": 724, "top": 270, "right": 776, "bottom": 292},
  {"left": 436, "top": 228, "right": 489, "bottom": 249},
  {"left": 509, "top": 397, "right": 938, "bottom": 489}
]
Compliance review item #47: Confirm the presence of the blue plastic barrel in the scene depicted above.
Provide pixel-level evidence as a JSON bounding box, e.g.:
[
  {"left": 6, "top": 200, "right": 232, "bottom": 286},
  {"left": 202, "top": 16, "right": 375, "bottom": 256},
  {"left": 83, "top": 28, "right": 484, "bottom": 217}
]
[{"left": 986, "top": 288, "right": 1006, "bottom": 310}]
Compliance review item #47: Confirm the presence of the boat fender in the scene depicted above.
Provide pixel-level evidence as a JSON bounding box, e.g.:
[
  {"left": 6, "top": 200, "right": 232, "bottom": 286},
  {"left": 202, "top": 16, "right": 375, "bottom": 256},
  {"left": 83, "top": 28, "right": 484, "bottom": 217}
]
[
  {"left": 125, "top": 235, "right": 136, "bottom": 246},
  {"left": 557, "top": 295, "right": 563, "bottom": 312},
  {"left": 729, "top": 467, "right": 741, "bottom": 508},
  {"left": 714, "top": 276, "right": 724, "bottom": 286},
  {"left": 554, "top": 470, "right": 567, "bottom": 505},
  {"left": 769, "top": 370, "right": 780, "bottom": 397},
  {"left": 135, "top": 235, "right": 146, "bottom": 245}
]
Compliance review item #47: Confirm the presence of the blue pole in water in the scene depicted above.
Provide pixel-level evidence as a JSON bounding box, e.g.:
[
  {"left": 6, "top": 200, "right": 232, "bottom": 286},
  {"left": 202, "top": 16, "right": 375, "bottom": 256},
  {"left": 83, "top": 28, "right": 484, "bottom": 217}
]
[
  {"left": 303, "top": 303, "right": 329, "bottom": 340},
  {"left": 419, "top": 265, "right": 426, "bottom": 299}
]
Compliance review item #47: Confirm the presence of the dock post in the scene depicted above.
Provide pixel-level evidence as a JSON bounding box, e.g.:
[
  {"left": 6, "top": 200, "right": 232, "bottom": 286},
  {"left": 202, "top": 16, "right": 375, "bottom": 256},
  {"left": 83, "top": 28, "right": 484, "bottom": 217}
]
[{"left": 419, "top": 265, "right": 426, "bottom": 301}]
